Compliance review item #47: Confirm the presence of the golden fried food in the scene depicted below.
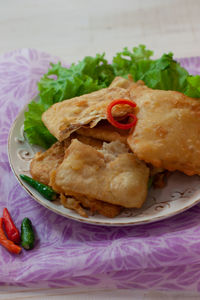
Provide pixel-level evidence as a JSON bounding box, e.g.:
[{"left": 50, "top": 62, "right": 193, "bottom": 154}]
[
  {"left": 153, "top": 171, "right": 170, "bottom": 189},
  {"left": 73, "top": 134, "right": 103, "bottom": 149},
  {"left": 42, "top": 85, "right": 135, "bottom": 142},
  {"left": 60, "top": 194, "right": 88, "bottom": 218},
  {"left": 77, "top": 120, "right": 128, "bottom": 144},
  {"left": 109, "top": 75, "right": 139, "bottom": 89},
  {"left": 60, "top": 194, "right": 122, "bottom": 218},
  {"left": 30, "top": 134, "right": 102, "bottom": 185},
  {"left": 127, "top": 84, "right": 200, "bottom": 175},
  {"left": 50, "top": 139, "right": 149, "bottom": 208},
  {"left": 30, "top": 140, "right": 70, "bottom": 185}
]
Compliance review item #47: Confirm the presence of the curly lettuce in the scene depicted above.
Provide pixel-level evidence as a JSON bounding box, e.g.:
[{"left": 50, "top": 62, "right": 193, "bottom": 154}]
[{"left": 24, "top": 54, "right": 115, "bottom": 148}]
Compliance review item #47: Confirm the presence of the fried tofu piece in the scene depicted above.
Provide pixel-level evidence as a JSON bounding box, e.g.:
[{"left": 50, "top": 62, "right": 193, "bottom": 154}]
[
  {"left": 30, "top": 135, "right": 123, "bottom": 218},
  {"left": 30, "top": 134, "right": 103, "bottom": 185},
  {"left": 78, "top": 195, "right": 122, "bottom": 218},
  {"left": 74, "top": 134, "right": 103, "bottom": 149},
  {"left": 60, "top": 194, "right": 122, "bottom": 218},
  {"left": 127, "top": 84, "right": 200, "bottom": 176},
  {"left": 60, "top": 194, "right": 88, "bottom": 218},
  {"left": 109, "top": 75, "right": 138, "bottom": 89},
  {"left": 77, "top": 120, "right": 129, "bottom": 144},
  {"left": 42, "top": 86, "right": 134, "bottom": 142},
  {"left": 50, "top": 139, "right": 149, "bottom": 208},
  {"left": 30, "top": 140, "right": 70, "bottom": 185}
]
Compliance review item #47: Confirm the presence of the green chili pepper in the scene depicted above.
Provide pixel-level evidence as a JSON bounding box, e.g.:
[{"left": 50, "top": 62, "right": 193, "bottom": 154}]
[
  {"left": 148, "top": 176, "right": 154, "bottom": 189},
  {"left": 21, "top": 218, "right": 35, "bottom": 250},
  {"left": 20, "top": 174, "right": 57, "bottom": 201}
]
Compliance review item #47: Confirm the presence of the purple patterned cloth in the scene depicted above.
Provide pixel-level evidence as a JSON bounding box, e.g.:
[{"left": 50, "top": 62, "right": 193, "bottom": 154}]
[{"left": 1, "top": 49, "right": 200, "bottom": 291}]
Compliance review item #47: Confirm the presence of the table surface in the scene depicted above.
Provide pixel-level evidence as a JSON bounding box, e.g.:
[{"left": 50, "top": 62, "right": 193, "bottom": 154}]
[{"left": 1, "top": 0, "right": 200, "bottom": 299}]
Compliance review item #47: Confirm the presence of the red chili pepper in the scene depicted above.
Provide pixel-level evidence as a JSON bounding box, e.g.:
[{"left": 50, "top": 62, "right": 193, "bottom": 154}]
[
  {"left": 3, "top": 208, "right": 20, "bottom": 244},
  {"left": 0, "top": 218, "right": 21, "bottom": 254},
  {"left": 106, "top": 99, "right": 137, "bottom": 130}
]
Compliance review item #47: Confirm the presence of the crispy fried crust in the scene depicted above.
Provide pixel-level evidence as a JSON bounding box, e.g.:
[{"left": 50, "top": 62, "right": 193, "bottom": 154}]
[
  {"left": 30, "top": 140, "right": 69, "bottom": 185},
  {"left": 30, "top": 135, "right": 102, "bottom": 185},
  {"left": 30, "top": 135, "right": 123, "bottom": 218},
  {"left": 127, "top": 84, "right": 200, "bottom": 175},
  {"left": 60, "top": 194, "right": 122, "bottom": 218},
  {"left": 74, "top": 134, "right": 102, "bottom": 149},
  {"left": 42, "top": 86, "right": 134, "bottom": 142},
  {"left": 109, "top": 75, "right": 142, "bottom": 89},
  {"left": 77, "top": 121, "right": 128, "bottom": 144},
  {"left": 60, "top": 194, "right": 88, "bottom": 218},
  {"left": 78, "top": 195, "right": 122, "bottom": 218},
  {"left": 50, "top": 139, "right": 149, "bottom": 208}
]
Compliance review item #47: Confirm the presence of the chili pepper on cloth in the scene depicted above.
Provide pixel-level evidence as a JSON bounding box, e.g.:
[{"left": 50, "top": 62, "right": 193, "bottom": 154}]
[
  {"left": 3, "top": 208, "right": 20, "bottom": 244},
  {"left": 21, "top": 218, "right": 35, "bottom": 250},
  {"left": 107, "top": 99, "right": 137, "bottom": 130},
  {"left": 0, "top": 218, "right": 21, "bottom": 254},
  {"left": 20, "top": 174, "right": 57, "bottom": 201}
]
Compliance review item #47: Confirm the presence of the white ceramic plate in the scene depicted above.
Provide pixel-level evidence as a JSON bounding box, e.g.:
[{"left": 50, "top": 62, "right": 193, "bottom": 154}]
[{"left": 8, "top": 100, "right": 200, "bottom": 226}]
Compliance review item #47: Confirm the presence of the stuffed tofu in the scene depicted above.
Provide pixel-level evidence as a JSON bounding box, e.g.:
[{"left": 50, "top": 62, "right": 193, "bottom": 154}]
[
  {"left": 127, "top": 84, "right": 200, "bottom": 176},
  {"left": 50, "top": 139, "right": 150, "bottom": 208}
]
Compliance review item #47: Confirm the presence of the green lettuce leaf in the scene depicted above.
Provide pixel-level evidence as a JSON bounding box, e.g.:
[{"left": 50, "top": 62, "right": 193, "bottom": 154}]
[
  {"left": 24, "top": 54, "right": 115, "bottom": 148},
  {"left": 112, "top": 48, "right": 189, "bottom": 92},
  {"left": 24, "top": 101, "right": 57, "bottom": 149},
  {"left": 24, "top": 45, "right": 200, "bottom": 149},
  {"left": 137, "top": 53, "right": 189, "bottom": 91},
  {"left": 112, "top": 45, "right": 153, "bottom": 77},
  {"left": 184, "top": 75, "right": 200, "bottom": 98}
]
